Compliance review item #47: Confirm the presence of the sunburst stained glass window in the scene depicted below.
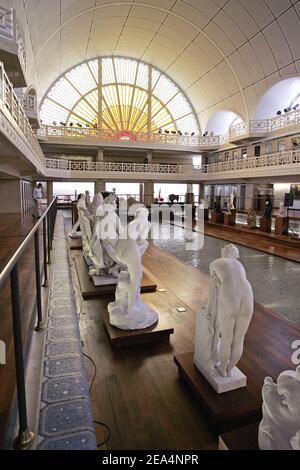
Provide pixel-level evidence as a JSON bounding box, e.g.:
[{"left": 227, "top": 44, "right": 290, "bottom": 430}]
[{"left": 40, "top": 57, "right": 199, "bottom": 134}]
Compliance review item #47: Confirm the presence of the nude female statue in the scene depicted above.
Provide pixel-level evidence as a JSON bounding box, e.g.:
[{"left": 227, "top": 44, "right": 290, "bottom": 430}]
[{"left": 194, "top": 244, "right": 254, "bottom": 379}]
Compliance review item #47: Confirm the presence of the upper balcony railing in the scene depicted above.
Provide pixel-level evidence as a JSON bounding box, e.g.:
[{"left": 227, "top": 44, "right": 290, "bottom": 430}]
[
  {"left": 0, "top": 62, "right": 45, "bottom": 169},
  {"left": 37, "top": 107, "right": 300, "bottom": 150},
  {"left": 36, "top": 125, "right": 228, "bottom": 149},
  {"left": 45, "top": 149, "right": 300, "bottom": 180},
  {"left": 0, "top": 7, "right": 26, "bottom": 77}
]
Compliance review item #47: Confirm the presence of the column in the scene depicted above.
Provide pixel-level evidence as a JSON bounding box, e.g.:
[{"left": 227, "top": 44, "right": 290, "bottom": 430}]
[
  {"left": 47, "top": 181, "right": 53, "bottom": 205},
  {"left": 95, "top": 180, "right": 106, "bottom": 194},
  {"left": 198, "top": 183, "right": 205, "bottom": 203},
  {"left": 139, "top": 183, "right": 144, "bottom": 204},
  {"left": 146, "top": 150, "right": 152, "bottom": 163},
  {"left": 96, "top": 148, "right": 104, "bottom": 161},
  {"left": 144, "top": 181, "right": 154, "bottom": 207}
]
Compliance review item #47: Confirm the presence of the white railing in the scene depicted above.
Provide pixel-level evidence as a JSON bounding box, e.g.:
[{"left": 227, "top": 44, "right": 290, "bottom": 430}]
[
  {"left": 45, "top": 150, "right": 300, "bottom": 179},
  {"left": 37, "top": 125, "right": 227, "bottom": 149},
  {"left": 38, "top": 108, "right": 300, "bottom": 149},
  {"left": 0, "top": 62, "right": 45, "bottom": 166},
  {"left": 19, "top": 94, "right": 37, "bottom": 112},
  {"left": 0, "top": 7, "right": 26, "bottom": 71}
]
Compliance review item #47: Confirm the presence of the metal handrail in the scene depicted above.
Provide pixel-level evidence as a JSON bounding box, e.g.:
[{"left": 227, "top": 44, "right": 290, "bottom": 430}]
[
  {"left": 0, "top": 197, "right": 57, "bottom": 450},
  {"left": 0, "top": 198, "right": 56, "bottom": 290}
]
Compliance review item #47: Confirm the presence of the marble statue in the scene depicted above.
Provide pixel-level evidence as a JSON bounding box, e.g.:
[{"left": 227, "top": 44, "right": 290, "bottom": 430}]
[
  {"left": 89, "top": 192, "right": 104, "bottom": 217},
  {"left": 278, "top": 200, "right": 288, "bottom": 218},
  {"left": 226, "top": 195, "right": 232, "bottom": 213},
  {"left": 89, "top": 194, "right": 123, "bottom": 279},
  {"left": 77, "top": 194, "right": 93, "bottom": 263},
  {"left": 194, "top": 244, "right": 254, "bottom": 393},
  {"left": 107, "top": 205, "right": 158, "bottom": 330},
  {"left": 200, "top": 198, "right": 209, "bottom": 209},
  {"left": 85, "top": 190, "right": 91, "bottom": 207},
  {"left": 230, "top": 192, "right": 235, "bottom": 210},
  {"left": 128, "top": 206, "right": 151, "bottom": 256},
  {"left": 246, "top": 208, "right": 257, "bottom": 229},
  {"left": 259, "top": 366, "right": 300, "bottom": 450}
]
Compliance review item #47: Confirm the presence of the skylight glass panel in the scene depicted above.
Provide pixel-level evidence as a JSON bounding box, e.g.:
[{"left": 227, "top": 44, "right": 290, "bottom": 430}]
[
  {"left": 136, "top": 62, "right": 148, "bottom": 89},
  {"left": 115, "top": 57, "right": 137, "bottom": 85},
  {"left": 153, "top": 75, "right": 178, "bottom": 104},
  {"left": 167, "top": 94, "right": 191, "bottom": 120},
  {"left": 102, "top": 58, "right": 115, "bottom": 84},
  {"left": 175, "top": 114, "right": 198, "bottom": 133},
  {"left": 40, "top": 99, "right": 69, "bottom": 125},
  {"left": 48, "top": 77, "right": 80, "bottom": 109},
  {"left": 66, "top": 63, "right": 97, "bottom": 95},
  {"left": 88, "top": 59, "right": 98, "bottom": 85},
  {"left": 40, "top": 56, "right": 199, "bottom": 134},
  {"left": 151, "top": 68, "right": 161, "bottom": 90}
]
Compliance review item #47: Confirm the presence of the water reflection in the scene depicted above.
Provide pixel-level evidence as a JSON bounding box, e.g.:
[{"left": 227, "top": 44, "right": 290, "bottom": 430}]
[{"left": 152, "top": 223, "right": 300, "bottom": 326}]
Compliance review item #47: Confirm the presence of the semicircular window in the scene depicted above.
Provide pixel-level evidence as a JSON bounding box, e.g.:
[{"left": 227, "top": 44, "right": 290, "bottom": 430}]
[{"left": 40, "top": 57, "right": 199, "bottom": 134}]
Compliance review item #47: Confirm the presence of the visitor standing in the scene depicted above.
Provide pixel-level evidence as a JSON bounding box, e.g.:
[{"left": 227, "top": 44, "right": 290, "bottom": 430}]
[{"left": 32, "top": 183, "right": 44, "bottom": 218}]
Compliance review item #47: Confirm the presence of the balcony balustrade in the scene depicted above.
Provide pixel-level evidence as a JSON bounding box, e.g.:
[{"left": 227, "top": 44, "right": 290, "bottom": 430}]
[
  {"left": 0, "top": 7, "right": 26, "bottom": 87},
  {"left": 0, "top": 61, "right": 45, "bottom": 172}
]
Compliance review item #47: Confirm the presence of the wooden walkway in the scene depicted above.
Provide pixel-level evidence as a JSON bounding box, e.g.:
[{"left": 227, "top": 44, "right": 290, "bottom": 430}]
[{"left": 74, "top": 242, "right": 300, "bottom": 450}]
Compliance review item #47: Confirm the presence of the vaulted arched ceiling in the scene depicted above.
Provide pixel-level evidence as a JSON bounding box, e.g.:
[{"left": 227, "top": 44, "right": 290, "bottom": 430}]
[{"left": 5, "top": 0, "right": 300, "bottom": 130}]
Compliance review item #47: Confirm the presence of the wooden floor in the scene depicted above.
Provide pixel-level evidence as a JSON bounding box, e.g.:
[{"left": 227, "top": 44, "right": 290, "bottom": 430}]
[
  {"left": 0, "top": 211, "right": 47, "bottom": 447},
  {"left": 74, "top": 242, "right": 300, "bottom": 450},
  {"left": 186, "top": 220, "right": 300, "bottom": 263}
]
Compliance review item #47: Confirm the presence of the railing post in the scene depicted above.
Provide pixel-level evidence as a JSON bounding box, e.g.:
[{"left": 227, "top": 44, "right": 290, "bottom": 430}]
[
  {"left": 10, "top": 264, "right": 35, "bottom": 450},
  {"left": 42, "top": 217, "right": 48, "bottom": 287},
  {"left": 34, "top": 229, "right": 45, "bottom": 332}
]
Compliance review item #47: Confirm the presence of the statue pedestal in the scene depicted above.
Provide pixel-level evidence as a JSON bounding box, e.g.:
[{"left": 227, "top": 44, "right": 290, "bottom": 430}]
[
  {"left": 260, "top": 216, "right": 272, "bottom": 233},
  {"left": 92, "top": 274, "right": 118, "bottom": 287},
  {"left": 275, "top": 216, "right": 288, "bottom": 235},
  {"left": 102, "top": 308, "right": 174, "bottom": 348},
  {"left": 174, "top": 352, "right": 262, "bottom": 433},
  {"left": 74, "top": 254, "right": 157, "bottom": 299},
  {"left": 204, "top": 208, "right": 209, "bottom": 221},
  {"left": 211, "top": 211, "right": 224, "bottom": 224},
  {"left": 194, "top": 359, "right": 247, "bottom": 394},
  {"left": 223, "top": 212, "right": 236, "bottom": 226}
]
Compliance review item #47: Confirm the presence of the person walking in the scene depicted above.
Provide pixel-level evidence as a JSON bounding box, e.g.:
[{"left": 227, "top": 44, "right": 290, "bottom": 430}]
[{"left": 32, "top": 183, "right": 44, "bottom": 218}]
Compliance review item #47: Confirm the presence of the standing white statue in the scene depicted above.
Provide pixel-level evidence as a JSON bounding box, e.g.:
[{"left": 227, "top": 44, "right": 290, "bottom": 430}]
[
  {"left": 89, "top": 192, "right": 104, "bottom": 217},
  {"left": 258, "top": 366, "right": 300, "bottom": 450},
  {"left": 89, "top": 194, "right": 123, "bottom": 280},
  {"left": 194, "top": 244, "right": 254, "bottom": 393},
  {"left": 200, "top": 198, "right": 209, "bottom": 209},
  {"left": 77, "top": 194, "right": 93, "bottom": 264},
  {"left": 107, "top": 205, "right": 158, "bottom": 330},
  {"left": 278, "top": 200, "right": 288, "bottom": 217}
]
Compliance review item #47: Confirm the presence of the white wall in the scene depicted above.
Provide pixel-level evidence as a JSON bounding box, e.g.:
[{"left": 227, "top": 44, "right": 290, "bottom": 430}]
[
  {"left": 106, "top": 182, "right": 140, "bottom": 197},
  {"left": 154, "top": 183, "right": 187, "bottom": 202},
  {"left": 254, "top": 78, "right": 300, "bottom": 119},
  {"left": 53, "top": 182, "right": 95, "bottom": 197}
]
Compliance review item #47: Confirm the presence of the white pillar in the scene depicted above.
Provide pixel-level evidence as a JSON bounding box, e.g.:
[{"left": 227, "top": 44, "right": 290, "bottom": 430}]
[
  {"left": 47, "top": 181, "right": 53, "bottom": 205},
  {"left": 146, "top": 151, "right": 153, "bottom": 163},
  {"left": 95, "top": 180, "right": 106, "bottom": 194},
  {"left": 97, "top": 148, "right": 104, "bottom": 161},
  {"left": 144, "top": 181, "right": 154, "bottom": 207}
]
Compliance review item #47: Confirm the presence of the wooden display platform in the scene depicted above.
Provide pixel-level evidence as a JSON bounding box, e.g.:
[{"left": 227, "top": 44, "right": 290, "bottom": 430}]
[
  {"left": 275, "top": 216, "right": 288, "bottom": 235},
  {"left": 223, "top": 212, "right": 236, "bottom": 226},
  {"left": 260, "top": 216, "right": 271, "bottom": 233},
  {"left": 174, "top": 352, "right": 262, "bottom": 433},
  {"left": 75, "top": 254, "right": 157, "bottom": 299},
  {"left": 102, "top": 309, "right": 174, "bottom": 348},
  {"left": 219, "top": 422, "right": 259, "bottom": 450},
  {"left": 69, "top": 237, "right": 83, "bottom": 250},
  {"left": 211, "top": 211, "right": 224, "bottom": 224}
]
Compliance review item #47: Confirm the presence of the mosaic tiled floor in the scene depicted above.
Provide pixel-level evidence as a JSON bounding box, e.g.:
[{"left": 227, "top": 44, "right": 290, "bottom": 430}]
[
  {"left": 153, "top": 223, "right": 300, "bottom": 327},
  {"left": 37, "top": 212, "right": 96, "bottom": 450}
]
